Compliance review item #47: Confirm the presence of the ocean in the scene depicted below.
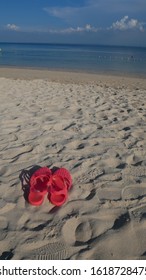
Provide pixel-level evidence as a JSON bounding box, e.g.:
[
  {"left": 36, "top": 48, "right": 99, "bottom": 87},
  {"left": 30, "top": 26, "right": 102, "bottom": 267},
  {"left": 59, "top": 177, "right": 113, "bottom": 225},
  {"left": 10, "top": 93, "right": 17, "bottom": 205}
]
[{"left": 0, "top": 43, "right": 146, "bottom": 76}]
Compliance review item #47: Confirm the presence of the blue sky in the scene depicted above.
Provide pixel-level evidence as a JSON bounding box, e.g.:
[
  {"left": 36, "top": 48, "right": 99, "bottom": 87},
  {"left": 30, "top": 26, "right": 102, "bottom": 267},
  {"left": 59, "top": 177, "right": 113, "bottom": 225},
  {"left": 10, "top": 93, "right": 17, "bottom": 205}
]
[{"left": 0, "top": 0, "right": 146, "bottom": 46}]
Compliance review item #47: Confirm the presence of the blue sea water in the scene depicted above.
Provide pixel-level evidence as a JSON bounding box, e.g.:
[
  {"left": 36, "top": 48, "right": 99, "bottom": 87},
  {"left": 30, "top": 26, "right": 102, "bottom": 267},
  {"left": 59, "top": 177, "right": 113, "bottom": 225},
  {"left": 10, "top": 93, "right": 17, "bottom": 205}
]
[{"left": 0, "top": 43, "right": 146, "bottom": 76}]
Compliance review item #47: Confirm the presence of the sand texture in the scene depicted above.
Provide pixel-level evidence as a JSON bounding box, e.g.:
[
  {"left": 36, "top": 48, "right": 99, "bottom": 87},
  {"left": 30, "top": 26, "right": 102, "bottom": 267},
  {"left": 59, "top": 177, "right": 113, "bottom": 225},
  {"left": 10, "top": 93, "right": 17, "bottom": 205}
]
[{"left": 0, "top": 70, "right": 146, "bottom": 260}]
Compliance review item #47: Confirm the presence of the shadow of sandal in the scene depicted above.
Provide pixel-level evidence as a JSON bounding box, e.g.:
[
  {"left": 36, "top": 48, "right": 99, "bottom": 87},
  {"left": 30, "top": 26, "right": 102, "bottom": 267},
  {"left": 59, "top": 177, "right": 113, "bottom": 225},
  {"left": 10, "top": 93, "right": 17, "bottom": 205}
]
[{"left": 19, "top": 165, "right": 41, "bottom": 202}]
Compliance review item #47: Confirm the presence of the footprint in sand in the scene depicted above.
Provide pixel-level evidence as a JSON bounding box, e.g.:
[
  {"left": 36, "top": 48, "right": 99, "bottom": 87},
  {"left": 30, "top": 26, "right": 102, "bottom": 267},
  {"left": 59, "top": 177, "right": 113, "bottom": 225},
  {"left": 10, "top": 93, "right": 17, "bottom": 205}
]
[
  {"left": 22, "top": 241, "right": 68, "bottom": 260},
  {"left": 122, "top": 183, "right": 146, "bottom": 200},
  {"left": 123, "top": 166, "right": 146, "bottom": 177},
  {"left": 76, "top": 168, "right": 104, "bottom": 184},
  {"left": 62, "top": 208, "right": 126, "bottom": 258},
  {"left": 126, "top": 154, "right": 143, "bottom": 165},
  {"left": 62, "top": 217, "right": 92, "bottom": 245},
  {"left": 129, "top": 204, "right": 146, "bottom": 222}
]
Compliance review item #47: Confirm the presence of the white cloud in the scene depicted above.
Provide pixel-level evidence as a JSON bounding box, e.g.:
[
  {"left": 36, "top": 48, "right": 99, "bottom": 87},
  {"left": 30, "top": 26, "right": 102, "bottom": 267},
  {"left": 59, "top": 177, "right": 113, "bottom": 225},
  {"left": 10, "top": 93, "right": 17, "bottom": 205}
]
[
  {"left": 47, "top": 17, "right": 145, "bottom": 34},
  {"left": 6, "top": 24, "right": 20, "bottom": 31},
  {"left": 111, "top": 16, "right": 144, "bottom": 31},
  {"left": 65, "top": 24, "right": 98, "bottom": 33},
  {"left": 45, "top": 18, "right": 145, "bottom": 34},
  {"left": 43, "top": 6, "right": 80, "bottom": 20},
  {"left": 48, "top": 24, "right": 99, "bottom": 34},
  {"left": 43, "top": 5, "right": 100, "bottom": 26}
]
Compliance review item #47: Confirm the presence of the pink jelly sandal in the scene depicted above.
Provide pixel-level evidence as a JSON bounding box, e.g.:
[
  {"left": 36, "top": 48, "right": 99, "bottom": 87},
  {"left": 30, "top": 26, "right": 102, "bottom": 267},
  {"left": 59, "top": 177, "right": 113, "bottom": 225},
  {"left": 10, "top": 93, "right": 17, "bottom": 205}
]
[
  {"left": 28, "top": 189, "right": 44, "bottom": 206},
  {"left": 48, "top": 174, "right": 68, "bottom": 206},
  {"left": 30, "top": 167, "right": 52, "bottom": 195},
  {"left": 53, "top": 168, "right": 72, "bottom": 190},
  {"left": 28, "top": 167, "right": 52, "bottom": 206}
]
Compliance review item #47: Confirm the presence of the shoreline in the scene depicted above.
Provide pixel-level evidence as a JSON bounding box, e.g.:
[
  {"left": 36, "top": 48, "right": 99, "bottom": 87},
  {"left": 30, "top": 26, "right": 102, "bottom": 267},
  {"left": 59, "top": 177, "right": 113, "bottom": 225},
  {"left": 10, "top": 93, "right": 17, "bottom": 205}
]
[{"left": 0, "top": 66, "right": 146, "bottom": 88}]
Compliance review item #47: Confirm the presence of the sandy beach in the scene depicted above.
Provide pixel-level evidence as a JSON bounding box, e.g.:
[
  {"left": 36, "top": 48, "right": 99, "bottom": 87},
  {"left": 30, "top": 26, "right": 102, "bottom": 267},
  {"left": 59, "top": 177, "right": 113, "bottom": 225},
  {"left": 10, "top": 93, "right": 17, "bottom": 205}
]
[{"left": 0, "top": 67, "right": 146, "bottom": 260}]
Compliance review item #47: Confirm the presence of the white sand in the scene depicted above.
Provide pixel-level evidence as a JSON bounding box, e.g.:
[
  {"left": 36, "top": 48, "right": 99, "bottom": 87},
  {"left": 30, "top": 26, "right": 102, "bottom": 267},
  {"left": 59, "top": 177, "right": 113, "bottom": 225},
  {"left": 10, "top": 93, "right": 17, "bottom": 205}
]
[{"left": 0, "top": 68, "right": 146, "bottom": 260}]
